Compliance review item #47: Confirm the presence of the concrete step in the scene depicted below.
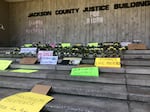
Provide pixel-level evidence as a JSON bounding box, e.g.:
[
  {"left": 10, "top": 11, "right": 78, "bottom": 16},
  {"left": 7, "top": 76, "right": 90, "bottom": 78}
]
[
  {"left": 0, "top": 76, "right": 127, "bottom": 100},
  {"left": 124, "top": 50, "right": 150, "bottom": 54},
  {"left": 128, "top": 86, "right": 150, "bottom": 103},
  {"left": 123, "top": 55, "right": 150, "bottom": 59},
  {"left": 0, "top": 88, "right": 128, "bottom": 112},
  {"left": 10, "top": 64, "right": 126, "bottom": 73},
  {"left": 123, "top": 60, "right": 150, "bottom": 66},
  {"left": 0, "top": 70, "right": 125, "bottom": 84},
  {"left": 129, "top": 102, "right": 150, "bottom": 112},
  {"left": 126, "top": 68, "right": 150, "bottom": 75},
  {"left": 127, "top": 74, "right": 150, "bottom": 87}
]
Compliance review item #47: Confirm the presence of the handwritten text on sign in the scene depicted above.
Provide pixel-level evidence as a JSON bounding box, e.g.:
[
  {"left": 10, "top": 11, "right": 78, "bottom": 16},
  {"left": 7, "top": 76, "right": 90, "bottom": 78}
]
[
  {"left": 0, "top": 92, "right": 53, "bottom": 112},
  {"left": 95, "top": 58, "right": 121, "bottom": 68},
  {"left": 71, "top": 67, "right": 99, "bottom": 77},
  {"left": 40, "top": 56, "right": 58, "bottom": 65},
  {"left": 38, "top": 51, "right": 53, "bottom": 60}
]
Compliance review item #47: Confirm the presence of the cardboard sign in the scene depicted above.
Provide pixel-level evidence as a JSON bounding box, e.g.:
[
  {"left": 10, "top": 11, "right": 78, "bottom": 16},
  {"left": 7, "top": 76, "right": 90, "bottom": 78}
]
[
  {"left": 71, "top": 67, "right": 99, "bottom": 77},
  {"left": 40, "top": 56, "right": 58, "bottom": 65},
  {"left": 19, "top": 47, "right": 37, "bottom": 54},
  {"left": 38, "top": 51, "right": 53, "bottom": 61},
  {"left": 0, "top": 60, "right": 12, "bottom": 70},
  {"left": 95, "top": 58, "right": 121, "bottom": 68},
  {"left": 88, "top": 43, "right": 98, "bottom": 47},
  {"left": 61, "top": 43, "right": 71, "bottom": 47},
  {"left": 11, "top": 69, "right": 38, "bottom": 73},
  {"left": 20, "top": 57, "right": 37, "bottom": 65},
  {"left": 0, "top": 92, "right": 53, "bottom": 112},
  {"left": 128, "top": 44, "right": 147, "bottom": 50},
  {"left": 31, "top": 84, "right": 52, "bottom": 95}
]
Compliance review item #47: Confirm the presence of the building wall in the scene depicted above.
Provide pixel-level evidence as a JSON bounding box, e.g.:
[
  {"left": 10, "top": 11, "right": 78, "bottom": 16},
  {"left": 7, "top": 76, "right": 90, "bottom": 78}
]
[
  {"left": 0, "top": 0, "right": 9, "bottom": 46},
  {"left": 9, "top": 0, "right": 150, "bottom": 47}
]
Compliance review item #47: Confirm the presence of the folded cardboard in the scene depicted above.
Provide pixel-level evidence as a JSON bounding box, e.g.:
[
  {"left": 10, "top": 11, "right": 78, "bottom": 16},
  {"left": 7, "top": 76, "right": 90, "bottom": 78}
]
[
  {"left": 20, "top": 57, "right": 37, "bottom": 64},
  {"left": 31, "top": 84, "right": 52, "bottom": 95},
  {"left": 128, "top": 44, "right": 147, "bottom": 50}
]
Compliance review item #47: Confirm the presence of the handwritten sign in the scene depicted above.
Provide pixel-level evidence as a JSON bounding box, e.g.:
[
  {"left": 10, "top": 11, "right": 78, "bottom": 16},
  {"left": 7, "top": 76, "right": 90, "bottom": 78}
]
[
  {"left": 61, "top": 43, "right": 71, "bottom": 47},
  {"left": 40, "top": 56, "right": 58, "bottom": 65},
  {"left": 38, "top": 51, "right": 53, "bottom": 61},
  {"left": 95, "top": 58, "right": 121, "bottom": 68},
  {"left": 11, "top": 69, "right": 38, "bottom": 73},
  {"left": 0, "top": 92, "right": 53, "bottom": 112},
  {"left": 71, "top": 67, "right": 99, "bottom": 77},
  {"left": 88, "top": 43, "right": 98, "bottom": 47},
  {"left": 19, "top": 48, "right": 37, "bottom": 54},
  {"left": 0, "top": 60, "right": 12, "bottom": 70}
]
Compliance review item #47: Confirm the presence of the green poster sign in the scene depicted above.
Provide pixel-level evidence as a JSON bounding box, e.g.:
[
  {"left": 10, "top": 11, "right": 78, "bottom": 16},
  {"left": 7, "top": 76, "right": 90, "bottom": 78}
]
[
  {"left": 11, "top": 69, "right": 38, "bottom": 73},
  {"left": 0, "top": 60, "right": 12, "bottom": 70},
  {"left": 88, "top": 43, "right": 98, "bottom": 47},
  {"left": 24, "top": 44, "right": 32, "bottom": 47},
  {"left": 71, "top": 67, "right": 99, "bottom": 77},
  {"left": 61, "top": 43, "right": 71, "bottom": 47}
]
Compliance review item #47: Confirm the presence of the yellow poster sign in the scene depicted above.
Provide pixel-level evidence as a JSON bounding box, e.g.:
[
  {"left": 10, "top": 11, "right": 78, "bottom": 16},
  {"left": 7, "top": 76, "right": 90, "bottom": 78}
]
[
  {"left": 95, "top": 58, "right": 121, "bottom": 68},
  {"left": 0, "top": 60, "right": 12, "bottom": 70},
  {"left": 0, "top": 92, "right": 53, "bottom": 112}
]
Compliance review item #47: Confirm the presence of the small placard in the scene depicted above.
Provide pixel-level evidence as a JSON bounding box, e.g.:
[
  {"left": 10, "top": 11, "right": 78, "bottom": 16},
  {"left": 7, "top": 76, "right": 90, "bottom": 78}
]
[
  {"left": 31, "top": 84, "right": 52, "bottom": 95},
  {"left": 38, "top": 51, "right": 53, "bottom": 61},
  {"left": 11, "top": 69, "right": 38, "bottom": 73},
  {"left": 24, "top": 44, "right": 32, "bottom": 47},
  {"left": 128, "top": 44, "right": 147, "bottom": 50},
  {"left": 61, "top": 43, "right": 71, "bottom": 47},
  {"left": 88, "top": 43, "right": 98, "bottom": 47},
  {"left": 20, "top": 57, "right": 37, "bottom": 65},
  {"left": 40, "top": 56, "right": 58, "bottom": 65},
  {"left": 71, "top": 67, "right": 99, "bottom": 77},
  {"left": 95, "top": 58, "right": 121, "bottom": 68},
  {"left": 0, "top": 60, "right": 12, "bottom": 70},
  {"left": 19, "top": 47, "right": 37, "bottom": 54}
]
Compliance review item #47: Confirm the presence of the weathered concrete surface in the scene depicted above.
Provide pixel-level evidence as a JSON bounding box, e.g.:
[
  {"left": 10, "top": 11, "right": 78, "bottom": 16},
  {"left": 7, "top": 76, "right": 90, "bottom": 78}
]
[
  {"left": 10, "top": 64, "right": 56, "bottom": 70},
  {"left": 127, "top": 74, "right": 150, "bottom": 86},
  {"left": 129, "top": 102, "right": 150, "bottom": 112},
  {"left": 128, "top": 86, "right": 150, "bottom": 103},
  {"left": 44, "top": 94, "right": 129, "bottom": 112},
  {"left": 0, "top": 76, "right": 127, "bottom": 100},
  {"left": 126, "top": 68, "right": 150, "bottom": 74},
  {"left": 123, "top": 60, "right": 150, "bottom": 66},
  {"left": 125, "top": 50, "right": 150, "bottom": 54},
  {"left": 123, "top": 55, "right": 150, "bottom": 59}
]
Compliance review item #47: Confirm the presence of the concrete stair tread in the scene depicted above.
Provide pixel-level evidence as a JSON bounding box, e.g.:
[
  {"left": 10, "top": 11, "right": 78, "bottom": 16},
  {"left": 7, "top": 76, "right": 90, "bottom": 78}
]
[
  {"left": 128, "top": 86, "right": 150, "bottom": 102},
  {"left": 0, "top": 88, "right": 128, "bottom": 112},
  {"left": 0, "top": 76, "right": 127, "bottom": 100},
  {"left": 126, "top": 68, "right": 150, "bottom": 74},
  {"left": 0, "top": 70, "right": 125, "bottom": 84}
]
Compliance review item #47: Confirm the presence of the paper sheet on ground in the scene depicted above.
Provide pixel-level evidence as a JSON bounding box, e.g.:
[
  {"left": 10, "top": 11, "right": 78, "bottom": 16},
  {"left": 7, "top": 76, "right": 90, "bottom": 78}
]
[
  {"left": 0, "top": 60, "right": 12, "bottom": 70},
  {"left": 11, "top": 69, "right": 38, "bottom": 73},
  {"left": 0, "top": 92, "right": 53, "bottom": 112}
]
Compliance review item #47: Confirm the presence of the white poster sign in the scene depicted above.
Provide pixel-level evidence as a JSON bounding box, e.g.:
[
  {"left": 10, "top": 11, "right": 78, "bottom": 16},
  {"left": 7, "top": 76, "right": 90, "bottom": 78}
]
[
  {"left": 38, "top": 51, "right": 53, "bottom": 60},
  {"left": 40, "top": 56, "right": 58, "bottom": 65},
  {"left": 19, "top": 48, "right": 37, "bottom": 54}
]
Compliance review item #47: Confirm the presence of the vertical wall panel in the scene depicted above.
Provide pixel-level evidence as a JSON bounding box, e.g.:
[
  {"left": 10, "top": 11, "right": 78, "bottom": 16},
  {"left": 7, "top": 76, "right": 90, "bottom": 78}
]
[{"left": 8, "top": 0, "right": 150, "bottom": 47}]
